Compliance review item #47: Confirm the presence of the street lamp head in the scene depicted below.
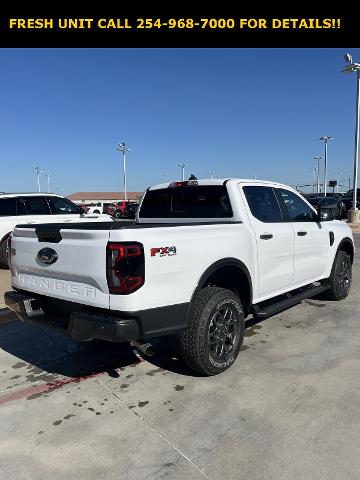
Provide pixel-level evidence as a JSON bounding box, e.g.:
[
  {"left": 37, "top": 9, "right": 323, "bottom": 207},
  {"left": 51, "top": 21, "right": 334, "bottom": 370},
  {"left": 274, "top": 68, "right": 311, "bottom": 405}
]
[
  {"left": 344, "top": 53, "right": 353, "bottom": 64},
  {"left": 320, "top": 136, "right": 334, "bottom": 141}
]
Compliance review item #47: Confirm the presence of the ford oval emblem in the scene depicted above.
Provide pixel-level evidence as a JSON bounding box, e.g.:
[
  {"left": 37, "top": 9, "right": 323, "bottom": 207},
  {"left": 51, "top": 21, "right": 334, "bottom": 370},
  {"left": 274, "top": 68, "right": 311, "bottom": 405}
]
[{"left": 37, "top": 247, "right": 58, "bottom": 265}]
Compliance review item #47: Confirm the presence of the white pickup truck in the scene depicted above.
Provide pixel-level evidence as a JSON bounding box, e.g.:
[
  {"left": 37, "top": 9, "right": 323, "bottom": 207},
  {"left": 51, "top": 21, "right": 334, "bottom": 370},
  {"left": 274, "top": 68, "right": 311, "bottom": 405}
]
[{"left": 5, "top": 179, "right": 354, "bottom": 375}]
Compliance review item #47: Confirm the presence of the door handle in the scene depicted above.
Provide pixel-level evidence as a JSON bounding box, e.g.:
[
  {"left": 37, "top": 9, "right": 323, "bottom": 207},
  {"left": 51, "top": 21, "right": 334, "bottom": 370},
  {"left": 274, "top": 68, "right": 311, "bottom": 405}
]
[
  {"left": 297, "top": 231, "right": 307, "bottom": 236},
  {"left": 260, "top": 233, "right": 273, "bottom": 240}
]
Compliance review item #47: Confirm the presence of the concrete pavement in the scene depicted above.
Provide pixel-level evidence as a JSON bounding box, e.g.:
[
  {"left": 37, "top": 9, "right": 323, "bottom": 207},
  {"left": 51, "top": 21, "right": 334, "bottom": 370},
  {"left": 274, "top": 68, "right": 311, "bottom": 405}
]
[{"left": 0, "top": 237, "right": 360, "bottom": 479}]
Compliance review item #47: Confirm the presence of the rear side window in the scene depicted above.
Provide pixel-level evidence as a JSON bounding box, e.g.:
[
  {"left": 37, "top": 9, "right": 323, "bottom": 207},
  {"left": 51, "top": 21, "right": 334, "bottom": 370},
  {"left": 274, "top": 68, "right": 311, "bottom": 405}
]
[
  {"left": 243, "top": 186, "right": 283, "bottom": 222},
  {"left": 140, "top": 186, "right": 233, "bottom": 218},
  {"left": 47, "top": 197, "right": 80, "bottom": 214},
  {"left": 0, "top": 198, "right": 16, "bottom": 216},
  {"left": 18, "top": 197, "right": 51, "bottom": 215}
]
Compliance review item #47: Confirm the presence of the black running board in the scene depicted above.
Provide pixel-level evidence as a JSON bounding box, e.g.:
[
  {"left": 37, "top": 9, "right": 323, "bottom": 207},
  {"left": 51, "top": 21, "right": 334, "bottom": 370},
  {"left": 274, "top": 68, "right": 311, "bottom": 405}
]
[{"left": 252, "top": 284, "right": 328, "bottom": 319}]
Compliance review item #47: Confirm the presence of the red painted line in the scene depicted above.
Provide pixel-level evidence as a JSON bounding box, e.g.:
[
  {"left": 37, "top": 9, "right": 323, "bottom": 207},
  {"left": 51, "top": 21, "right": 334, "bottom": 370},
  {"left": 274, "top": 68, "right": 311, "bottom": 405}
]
[
  {"left": 0, "top": 371, "right": 102, "bottom": 406},
  {"left": 0, "top": 353, "right": 143, "bottom": 407}
]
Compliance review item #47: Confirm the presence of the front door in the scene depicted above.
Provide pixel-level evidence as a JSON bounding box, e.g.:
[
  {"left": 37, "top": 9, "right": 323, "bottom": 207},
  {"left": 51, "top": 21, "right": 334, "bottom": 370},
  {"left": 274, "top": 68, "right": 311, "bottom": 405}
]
[{"left": 276, "top": 188, "right": 329, "bottom": 284}]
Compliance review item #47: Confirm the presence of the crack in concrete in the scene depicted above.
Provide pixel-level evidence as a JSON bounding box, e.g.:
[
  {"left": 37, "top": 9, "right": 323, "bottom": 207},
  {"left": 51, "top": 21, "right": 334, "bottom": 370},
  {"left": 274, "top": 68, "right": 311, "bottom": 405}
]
[{"left": 96, "top": 378, "right": 213, "bottom": 480}]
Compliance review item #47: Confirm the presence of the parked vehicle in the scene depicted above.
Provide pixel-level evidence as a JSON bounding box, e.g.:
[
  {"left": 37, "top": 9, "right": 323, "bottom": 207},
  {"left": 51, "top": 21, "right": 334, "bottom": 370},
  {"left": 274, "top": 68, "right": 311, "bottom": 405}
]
[
  {"left": 5, "top": 179, "right": 354, "bottom": 376},
  {"left": 107, "top": 201, "right": 130, "bottom": 219},
  {"left": 303, "top": 195, "right": 347, "bottom": 219},
  {"left": 86, "top": 202, "right": 104, "bottom": 214},
  {"left": 0, "top": 193, "right": 113, "bottom": 268},
  {"left": 342, "top": 189, "right": 360, "bottom": 211},
  {"left": 123, "top": 202, "right": 139, "bottom": 219},
  {"left": 103, "top": 203, "right": 115, "bottom": 216}
]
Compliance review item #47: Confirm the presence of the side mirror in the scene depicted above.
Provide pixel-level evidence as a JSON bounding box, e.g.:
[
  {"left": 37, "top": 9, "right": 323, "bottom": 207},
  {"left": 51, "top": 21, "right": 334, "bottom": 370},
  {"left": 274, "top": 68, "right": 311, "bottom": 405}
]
[{"left": 317, "top": 207, "right": 334, "bottom": 221}]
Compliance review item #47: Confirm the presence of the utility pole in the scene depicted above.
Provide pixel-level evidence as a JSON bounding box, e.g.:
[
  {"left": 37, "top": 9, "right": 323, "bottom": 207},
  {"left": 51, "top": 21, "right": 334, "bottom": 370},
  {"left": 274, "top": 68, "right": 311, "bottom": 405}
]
[
  {"left": 34, "top": 166, "right": 43, "bottom": 192},
  {"left": 116, "top": 142, "right": 130, "bottom": 202},
  {"left": 178, "top": 163, "right": 187, "bottom": 181}
]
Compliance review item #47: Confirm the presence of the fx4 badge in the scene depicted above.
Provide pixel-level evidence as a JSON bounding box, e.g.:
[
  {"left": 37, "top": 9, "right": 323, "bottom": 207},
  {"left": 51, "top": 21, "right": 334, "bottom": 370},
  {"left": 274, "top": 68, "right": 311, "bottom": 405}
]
[{"left": 150, "top": 246, "right": 177, "bottom": 257}]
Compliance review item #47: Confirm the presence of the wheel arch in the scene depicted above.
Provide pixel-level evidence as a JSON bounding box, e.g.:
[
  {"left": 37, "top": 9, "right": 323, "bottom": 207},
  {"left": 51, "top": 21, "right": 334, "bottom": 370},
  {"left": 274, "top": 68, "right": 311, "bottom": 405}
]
[
  {"left": 337, "top": 237, "right": 354, "bottom": 263},
  {"left": 186, "top": 258, "right": 253, "bottom": 324},
  {"left": 0, "top": 231, "right": 11, "bottom": 247}
]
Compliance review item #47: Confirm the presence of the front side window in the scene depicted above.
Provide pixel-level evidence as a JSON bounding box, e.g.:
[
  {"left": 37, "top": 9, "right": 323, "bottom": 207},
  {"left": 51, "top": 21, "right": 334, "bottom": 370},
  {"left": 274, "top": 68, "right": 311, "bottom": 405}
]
[
  {"left": 243, "top": 186, "right": 283, "bottom": 223},
  {"left": 47, "top": 197, "right": 80, "bottom": 215},
  {"left": 18, "top": 197, "right": 51, "bottom": 215},
  {"left": 277, "top": 189, "right": 316, "bottom": 222},
  {"left": 0, "top": 198, "right": 16, "bottom": 216}
]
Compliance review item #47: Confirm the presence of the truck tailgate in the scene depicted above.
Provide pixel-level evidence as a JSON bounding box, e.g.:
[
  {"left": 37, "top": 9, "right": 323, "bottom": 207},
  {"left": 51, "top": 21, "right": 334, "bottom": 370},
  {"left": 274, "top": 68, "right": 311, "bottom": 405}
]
[{"left": 10, "top": 224, "right": 111, "bottom": 309}]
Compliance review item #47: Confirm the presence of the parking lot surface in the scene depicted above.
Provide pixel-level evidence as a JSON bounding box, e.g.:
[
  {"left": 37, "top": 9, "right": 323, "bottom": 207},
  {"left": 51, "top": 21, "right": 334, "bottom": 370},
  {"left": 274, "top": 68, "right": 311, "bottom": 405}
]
[{"left": 0, "top": 236, "right": 359, "bottom": 480}]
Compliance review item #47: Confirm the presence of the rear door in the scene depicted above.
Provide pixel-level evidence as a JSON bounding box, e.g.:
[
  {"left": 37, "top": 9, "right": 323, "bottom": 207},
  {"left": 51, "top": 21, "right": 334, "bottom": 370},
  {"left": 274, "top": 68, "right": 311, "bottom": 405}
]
[
  {"left": 242, "top": 185, "right": 295, "bottom": 298},
  {"left": 276, "top": 188, "right": 329, "bottom": 284}
]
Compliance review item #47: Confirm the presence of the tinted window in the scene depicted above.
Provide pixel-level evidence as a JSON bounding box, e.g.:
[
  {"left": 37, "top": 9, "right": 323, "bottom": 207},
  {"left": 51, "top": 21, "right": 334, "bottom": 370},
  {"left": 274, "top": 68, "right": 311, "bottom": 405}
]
[
  {"left": 278, "top": 189, "right": 316, "bottom": 222},
  {"left": 140, "top": 186, "right": 233, "bottom": 218},
  {"left": 0, "top": 198, "right": 16, "bottom": 216},
  {"left": 243, "top": 186, "right": 283, "bottom": 223},
  {"left": 18, "top": 197, "right": 51, "bottom": 215},
  {"left": 47, "top": 197, "right": 80, "bottom": 214}
]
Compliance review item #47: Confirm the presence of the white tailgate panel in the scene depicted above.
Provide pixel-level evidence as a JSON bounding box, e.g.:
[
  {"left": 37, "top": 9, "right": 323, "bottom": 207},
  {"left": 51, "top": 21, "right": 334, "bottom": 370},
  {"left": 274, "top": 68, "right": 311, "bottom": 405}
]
[{"left": 11, "top": 227, "right": 110, "bottom": 309}]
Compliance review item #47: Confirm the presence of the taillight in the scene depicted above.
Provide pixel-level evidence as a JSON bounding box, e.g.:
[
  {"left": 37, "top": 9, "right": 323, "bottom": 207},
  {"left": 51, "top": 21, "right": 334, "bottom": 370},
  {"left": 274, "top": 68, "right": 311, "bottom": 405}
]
[{"left": 106, "top": 242, "right": 145, "bottom": 294}]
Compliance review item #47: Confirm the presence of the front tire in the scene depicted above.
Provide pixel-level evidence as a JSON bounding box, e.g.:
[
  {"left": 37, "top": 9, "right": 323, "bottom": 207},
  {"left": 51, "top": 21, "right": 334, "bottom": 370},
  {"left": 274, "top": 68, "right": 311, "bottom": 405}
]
[
  {"left": 113, "top": 210, "right": 122, "bottom": 219},
  {"left": 179, "top": 287, "right": 244, "bottom": 376},
  {"left": 324, "top": 250, "right": 352, "bottom": 300}
]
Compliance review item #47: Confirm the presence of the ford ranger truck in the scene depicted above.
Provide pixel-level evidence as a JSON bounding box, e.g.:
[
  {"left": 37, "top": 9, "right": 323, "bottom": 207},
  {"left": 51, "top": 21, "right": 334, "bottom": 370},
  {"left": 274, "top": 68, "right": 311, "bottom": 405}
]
[{"left": 4, "top": 179, "right": 354, "bottom": 376}]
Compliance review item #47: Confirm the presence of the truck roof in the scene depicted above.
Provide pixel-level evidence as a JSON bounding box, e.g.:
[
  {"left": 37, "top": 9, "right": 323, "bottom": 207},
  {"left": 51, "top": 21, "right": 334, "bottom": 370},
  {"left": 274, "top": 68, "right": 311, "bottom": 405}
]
[{"left": 149, "top": 178, "right": 295, "bottom": 190}]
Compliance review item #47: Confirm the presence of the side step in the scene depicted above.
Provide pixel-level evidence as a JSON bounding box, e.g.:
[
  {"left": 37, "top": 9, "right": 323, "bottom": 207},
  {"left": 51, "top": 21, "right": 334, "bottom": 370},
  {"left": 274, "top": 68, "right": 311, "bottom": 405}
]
[{"left": 252, "top": 284, "right": 328, "bottom": 319}]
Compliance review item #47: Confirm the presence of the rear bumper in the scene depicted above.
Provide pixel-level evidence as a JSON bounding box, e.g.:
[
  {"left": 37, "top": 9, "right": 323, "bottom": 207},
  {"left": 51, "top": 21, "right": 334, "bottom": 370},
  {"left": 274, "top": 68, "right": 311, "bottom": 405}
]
[
  {"left": 4, "top": 291, "right": 139, "bottom": 342},
  {"left": 4, "top": 291, "right": 189, "bottom": 342}
]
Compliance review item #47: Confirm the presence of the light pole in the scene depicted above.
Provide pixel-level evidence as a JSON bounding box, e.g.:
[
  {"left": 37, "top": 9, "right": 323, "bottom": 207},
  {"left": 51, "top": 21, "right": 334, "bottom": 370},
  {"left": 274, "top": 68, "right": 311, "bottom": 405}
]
[
  {"left": 311, "top": 167, "right": 317, "bottom": 193},
  {"left": 336, "top": 170, "right": 341, "bottom": 193},
  {"left": 178, "top": 163, "right": 187, "bottom": 181},
  {"left": 319, "top": 136, "right": 333, "bottom": 196},
  {"left": 33, "top": 166, "right": 43, "bottom": 192},
  {"left": 45, "top": 173, "right": 51, "bottom": 193},
  {"left": 314, "top": 156, "right": 322, "bottom": 194},
  {"left": 343, "top": 53, "right": 360, "bottom": 221},
  {"left": 208, "top": 171, "right": 215, "bottom": 179},
  {"left": 116, "top": 142, "right": 130, "bottom": 202}
]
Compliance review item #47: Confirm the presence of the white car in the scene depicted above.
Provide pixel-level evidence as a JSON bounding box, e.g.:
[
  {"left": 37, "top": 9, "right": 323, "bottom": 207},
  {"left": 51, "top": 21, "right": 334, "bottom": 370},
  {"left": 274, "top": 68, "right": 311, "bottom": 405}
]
[
  {"left": 5, "top": 179, "right": 354, "bottom": 375},
  {"left": 85, "top": 202, "right": 104, "bottom": 214},
  {"left": 0, "top": 193, "right": 113, "bottom": 268}
]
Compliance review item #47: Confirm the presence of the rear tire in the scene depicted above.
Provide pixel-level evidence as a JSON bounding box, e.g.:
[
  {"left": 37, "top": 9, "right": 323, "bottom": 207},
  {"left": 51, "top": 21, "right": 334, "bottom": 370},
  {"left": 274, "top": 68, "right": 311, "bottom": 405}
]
[
  {"left": 0, "top": 237, "right": 9, "bottom": 269},
  {"left": 323, "top": 250, "right": 352, "bottom": 300},
  {"left": 179, "top": 287, "right": 244, "bottom": 376}
]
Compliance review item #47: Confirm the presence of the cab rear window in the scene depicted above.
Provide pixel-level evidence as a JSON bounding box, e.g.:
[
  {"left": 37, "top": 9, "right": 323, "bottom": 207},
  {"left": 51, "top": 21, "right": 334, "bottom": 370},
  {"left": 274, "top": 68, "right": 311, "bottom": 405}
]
[{"left": 139, "top": 186, "right": 233, "bottom": 218}]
